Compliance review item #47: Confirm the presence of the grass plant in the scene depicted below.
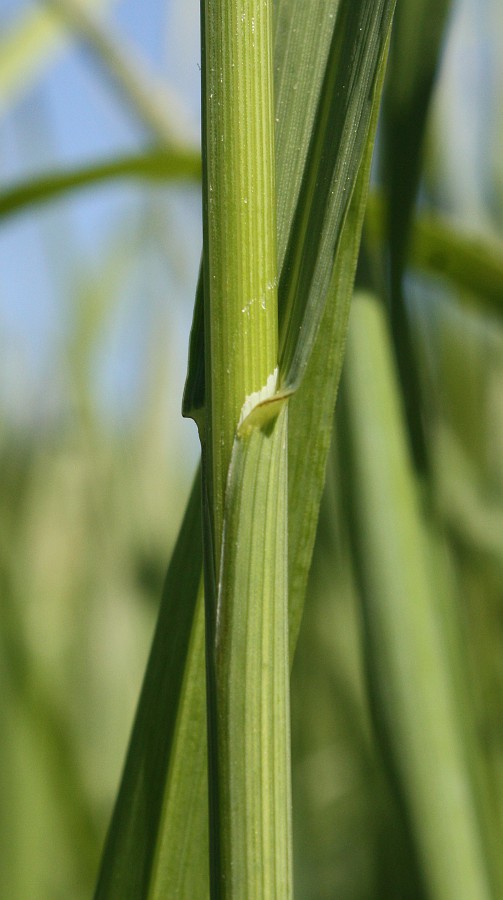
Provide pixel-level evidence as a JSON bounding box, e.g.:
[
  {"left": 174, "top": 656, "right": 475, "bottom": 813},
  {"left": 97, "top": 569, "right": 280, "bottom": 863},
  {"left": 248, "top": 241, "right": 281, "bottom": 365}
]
[{"left": 1, "top": 0, "right": 503, "bottom": 897}]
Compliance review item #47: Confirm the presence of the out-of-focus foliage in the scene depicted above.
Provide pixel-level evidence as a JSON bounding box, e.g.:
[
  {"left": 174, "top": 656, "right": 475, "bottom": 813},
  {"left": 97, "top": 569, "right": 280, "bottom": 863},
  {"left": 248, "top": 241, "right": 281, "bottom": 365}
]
[
  {"left": 0, "top": 4, "right": 199, "bottom": 895},
  {"left": 1, "top": 0, "right": 503, "bottom": 897}
]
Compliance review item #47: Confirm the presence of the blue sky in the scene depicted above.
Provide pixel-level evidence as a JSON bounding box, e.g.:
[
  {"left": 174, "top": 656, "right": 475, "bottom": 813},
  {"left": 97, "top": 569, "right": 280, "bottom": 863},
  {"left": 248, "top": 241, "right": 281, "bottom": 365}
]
[
  {"left": 0, "top": 0, "right": 201, "bottom": 449},
  {"left": 0, "top": 0, "right": 500, "bottom": 440}
]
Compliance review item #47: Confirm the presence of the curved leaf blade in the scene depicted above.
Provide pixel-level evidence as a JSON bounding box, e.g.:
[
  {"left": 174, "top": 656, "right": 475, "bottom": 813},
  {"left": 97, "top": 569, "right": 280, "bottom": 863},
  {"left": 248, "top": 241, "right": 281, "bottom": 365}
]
[{"left": 0, "top": 150, "right": 201, "bottom": 224}]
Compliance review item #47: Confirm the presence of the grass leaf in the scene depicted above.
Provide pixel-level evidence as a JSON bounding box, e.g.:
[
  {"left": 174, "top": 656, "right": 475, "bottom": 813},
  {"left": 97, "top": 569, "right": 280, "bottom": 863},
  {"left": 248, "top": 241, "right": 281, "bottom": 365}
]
[
  {"left": 379, "top": 0, "right": 452, "bottom": 473},
  {"left": 341, "top": 291, "right": 496, "bottom": 900},
  {"left": 94, "top": 475, "right": 203, "bottom": 899},
  {"left": 0, "top": 150, "right": 201, "bottom": 223},
  {"left": 96, "top": 1, "right": 396, "bottom": 894},
  {"left": 277, "top": 0, "right": 395, "bottom": 391},
  {"left": 366, "top": 192, "right": 503, "bottom": 318},
  {"left": 44, "top": 0, "right": 195, "bottom": 146},
  {"left": 0, "top": 0, "right": 116, "bottom": 113}
]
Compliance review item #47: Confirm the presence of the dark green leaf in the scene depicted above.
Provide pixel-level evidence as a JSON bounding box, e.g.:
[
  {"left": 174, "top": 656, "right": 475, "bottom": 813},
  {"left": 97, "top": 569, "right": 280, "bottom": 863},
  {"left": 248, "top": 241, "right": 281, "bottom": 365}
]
[{"left": 95, "top": 475, "right": 203, "bottom": 899}]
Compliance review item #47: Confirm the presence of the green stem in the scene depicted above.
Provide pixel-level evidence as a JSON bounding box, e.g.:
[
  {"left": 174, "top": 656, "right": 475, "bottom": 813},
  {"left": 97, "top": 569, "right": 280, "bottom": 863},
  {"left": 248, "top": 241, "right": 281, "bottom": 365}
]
[
  {"left": 215, "top": 410, "right": 292, "bottom": 898},
  {"left": 201, "top": 1, "right": 291, "bottom": 896},
  {"left": 201, "top": 0, "right": 278, "bottom": 544}
]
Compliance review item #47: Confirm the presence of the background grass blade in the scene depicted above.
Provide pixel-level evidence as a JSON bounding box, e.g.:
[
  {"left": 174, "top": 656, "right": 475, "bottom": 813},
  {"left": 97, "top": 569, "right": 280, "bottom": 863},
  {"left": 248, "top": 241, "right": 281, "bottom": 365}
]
[
  {"left": 43, "top": 0, "right": 195, "bottom": 146},
  {"left": 0, "top": 150, "right": 201, "bottom": 223},
  {"left": 379, "top": 0, "right": 452, "bottom": 473},
  {"left": 366, "top": 192, "right": 503, "bottom": 318},
  {"left": 0, "top": 0, "right": 116, "bottom": 112},
  {"left": 341, "top": 291, "right": 496, "bottom": 900},
  {"left": 382, "top": 0, "right": 452, "bottom": 273}
]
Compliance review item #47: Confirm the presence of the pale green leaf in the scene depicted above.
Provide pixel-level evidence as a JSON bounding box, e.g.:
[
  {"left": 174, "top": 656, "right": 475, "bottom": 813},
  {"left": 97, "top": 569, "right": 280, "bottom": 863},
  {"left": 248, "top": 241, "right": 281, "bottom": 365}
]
[
  {"left": 341, "top": 291, "right": 496, "bottom": 900},
  {"left": 147, "top": 592, "right": 209, "bottom": 899},
  {"left": 0, "top": 0, "right": 116, "bottom": 113},
  {"left": 44, "top": 0, "right": 195, "bottom": 146}
]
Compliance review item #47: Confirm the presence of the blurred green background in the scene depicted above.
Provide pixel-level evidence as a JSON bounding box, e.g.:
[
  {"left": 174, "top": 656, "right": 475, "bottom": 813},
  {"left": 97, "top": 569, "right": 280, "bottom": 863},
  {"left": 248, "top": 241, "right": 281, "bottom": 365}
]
[{"left": 1, "top": 0, "right": 503, "bottom": 897}]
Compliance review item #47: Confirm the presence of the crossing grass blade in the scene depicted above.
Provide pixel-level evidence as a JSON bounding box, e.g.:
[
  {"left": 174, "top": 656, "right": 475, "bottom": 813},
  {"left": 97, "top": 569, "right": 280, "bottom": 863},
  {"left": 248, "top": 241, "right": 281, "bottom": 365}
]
[
  {"left": 274, "top": 0, "right": 394, "bottom": 648},
  {"left": 366, "top": 192, "right": 503, "bottom": 318},
  {"left": 286, "top": 125, "right": 381, "bottom": 653},
  {"left": 0, "top": 0, "right": 116, "bottom": 112},
  {"left": 0, "top": 151, "right": 201, "bottom": 223},
  {"left": 44, "top": 0, "right": 195, "bottom": 147}
]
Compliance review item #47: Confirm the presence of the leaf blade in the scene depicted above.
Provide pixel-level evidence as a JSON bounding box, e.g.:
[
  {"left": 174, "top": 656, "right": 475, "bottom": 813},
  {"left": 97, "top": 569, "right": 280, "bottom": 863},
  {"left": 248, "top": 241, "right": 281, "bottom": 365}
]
[
  {"left": 277, "top": 0, "right": 396, "bottom": 390},
  {"left": 341, "top": 291, "right": 495, "bottom": 900},
  {"left": 0, "top": 151, "right": 201, "bottom": 223},
  {"left": 94, "top": 474, "right": 203, "bottom": 900}
]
